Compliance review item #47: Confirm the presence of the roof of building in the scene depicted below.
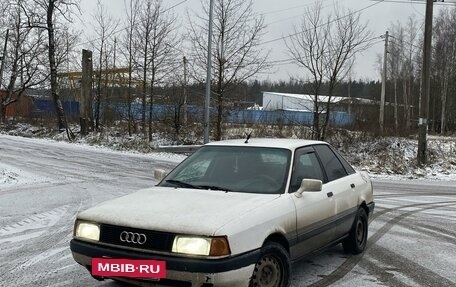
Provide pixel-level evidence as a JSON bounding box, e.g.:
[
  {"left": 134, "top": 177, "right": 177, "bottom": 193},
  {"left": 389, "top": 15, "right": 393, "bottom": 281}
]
[
  {"left": 263, "top": 92, "right": 345, "bottom": 103},
  {"left": 262, "top": 92, "right": 376, "bottom": 105}
]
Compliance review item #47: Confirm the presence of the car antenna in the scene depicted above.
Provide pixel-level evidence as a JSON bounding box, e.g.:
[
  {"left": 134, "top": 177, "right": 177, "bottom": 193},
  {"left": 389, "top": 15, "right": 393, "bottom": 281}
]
[
  {"left": 243, "top": 97, "right": 272, "bottom": 144},
  {"left": 245, "top": 132, "right": 252, "bottom": 144}
]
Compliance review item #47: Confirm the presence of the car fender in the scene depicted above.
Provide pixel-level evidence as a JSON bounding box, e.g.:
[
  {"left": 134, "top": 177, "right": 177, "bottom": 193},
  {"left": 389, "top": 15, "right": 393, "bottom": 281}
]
[
  {"left": 357, "top": 171, "right": 374, "bottom": 207},
  {"left": 214, "top": 194, "right": 296, "bottom": 256}
]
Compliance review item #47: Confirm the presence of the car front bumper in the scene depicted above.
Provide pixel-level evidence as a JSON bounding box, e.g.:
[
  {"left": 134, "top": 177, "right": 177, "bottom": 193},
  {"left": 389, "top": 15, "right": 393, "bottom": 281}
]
[{"left": 70, "top": 239, "right": 258, "bottom": 287}]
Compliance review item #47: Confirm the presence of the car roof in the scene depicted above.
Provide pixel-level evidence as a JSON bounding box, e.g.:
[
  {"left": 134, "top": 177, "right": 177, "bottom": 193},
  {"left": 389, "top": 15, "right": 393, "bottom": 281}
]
[{"left": 205, "top": 138, "right": 326, "bottom": 150}]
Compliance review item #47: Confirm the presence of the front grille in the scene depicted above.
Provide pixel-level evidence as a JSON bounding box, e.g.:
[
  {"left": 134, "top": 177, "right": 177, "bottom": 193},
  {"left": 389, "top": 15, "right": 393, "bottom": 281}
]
[{"left": 100, "top": 223, "right": 175, "bottom": 252}]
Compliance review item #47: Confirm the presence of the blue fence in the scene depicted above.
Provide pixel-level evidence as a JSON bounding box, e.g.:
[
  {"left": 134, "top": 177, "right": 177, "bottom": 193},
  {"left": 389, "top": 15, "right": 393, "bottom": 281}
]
[
  {"left": 226, "top": 110, "right": 354, "bottom": 126},
  {"left": 30, "top": 100, "right": 354, "bottom": 127},
  {"left": 32, "top": 99, "right": 80, "bottom": 118}
]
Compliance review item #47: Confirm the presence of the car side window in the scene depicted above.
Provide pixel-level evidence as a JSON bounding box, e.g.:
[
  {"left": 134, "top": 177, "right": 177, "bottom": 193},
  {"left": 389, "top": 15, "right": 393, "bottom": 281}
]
[
  {"left": 289, "top": 148, "right": 324, "bottom": 193},
  {"left": 330, "top": 146, "right": 356, "bottom": 175},
  {"left": 314, "top": 145, "right": 347, "bottom": 182}
]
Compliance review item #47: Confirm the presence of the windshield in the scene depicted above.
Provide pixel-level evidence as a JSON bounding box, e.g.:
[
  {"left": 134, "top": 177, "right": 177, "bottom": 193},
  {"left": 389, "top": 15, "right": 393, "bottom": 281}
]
[{"left": 159, "top": 146, "right": 291, "bottom": 194}]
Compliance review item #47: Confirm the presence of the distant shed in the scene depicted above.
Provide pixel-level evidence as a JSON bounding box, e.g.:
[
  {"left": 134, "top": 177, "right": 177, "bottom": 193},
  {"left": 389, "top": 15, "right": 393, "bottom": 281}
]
[
  {"left": 262, "top": 92, "right": 346, "bottom": 112},
  {"left": 2, "top": 94, "right": 33, "bottom": 118}
]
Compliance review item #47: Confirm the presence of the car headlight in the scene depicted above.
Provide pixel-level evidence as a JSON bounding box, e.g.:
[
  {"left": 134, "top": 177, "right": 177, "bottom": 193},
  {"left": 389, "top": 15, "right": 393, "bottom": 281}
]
[
  {"left": 172, "top": 236, "right": 230, "bottom": 256},
  {"left": 74, "top": 220, "right": 100, "bottom": 241}
]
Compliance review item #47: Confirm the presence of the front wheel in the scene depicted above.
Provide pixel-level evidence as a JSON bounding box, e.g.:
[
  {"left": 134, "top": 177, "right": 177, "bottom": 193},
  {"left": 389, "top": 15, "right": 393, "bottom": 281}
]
[
  {"left": 249, "top": 242, "right": 290, "bottom": 287},
  {"left": 343, "top": 208, "right": 368, "bottom": 254}
]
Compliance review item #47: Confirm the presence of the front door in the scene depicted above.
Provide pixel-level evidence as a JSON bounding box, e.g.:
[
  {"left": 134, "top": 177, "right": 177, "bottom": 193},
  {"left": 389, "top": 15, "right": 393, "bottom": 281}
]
[{"left": 289, "top": 147, "right": 336, "bottom": 260}]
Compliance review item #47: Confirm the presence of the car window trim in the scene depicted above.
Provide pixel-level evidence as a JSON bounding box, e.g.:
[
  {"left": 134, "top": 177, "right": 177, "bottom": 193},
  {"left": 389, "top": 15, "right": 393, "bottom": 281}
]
[
  {"left": 312, "top": 144, "right": 348, "bottom": 183},
  {"left": 288, "top": 146, "right": 327, "bottom": 193}
]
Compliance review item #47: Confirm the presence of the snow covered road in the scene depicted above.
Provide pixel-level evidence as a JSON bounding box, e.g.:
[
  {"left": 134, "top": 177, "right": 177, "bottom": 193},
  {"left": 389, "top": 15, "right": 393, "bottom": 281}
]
[{"left": 0, "top": 134, "right": 455, "bottom": 287}]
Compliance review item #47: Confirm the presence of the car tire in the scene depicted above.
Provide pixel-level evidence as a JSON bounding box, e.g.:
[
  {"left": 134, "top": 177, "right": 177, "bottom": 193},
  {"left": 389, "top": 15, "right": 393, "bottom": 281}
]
[
  {"left": 249, "top": 242, "right": 291, "bottom": 287},
  {"left": 343, "top": 207, "right": 368, "bottom": 254}
]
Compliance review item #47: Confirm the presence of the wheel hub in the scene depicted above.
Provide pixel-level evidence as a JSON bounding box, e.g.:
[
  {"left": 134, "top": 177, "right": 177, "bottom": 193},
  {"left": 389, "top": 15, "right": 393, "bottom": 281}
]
[
  {"left": 356, "top": 221, "right": 364, "bottom": 244},
  {"left": 254, "top": 255, "right": 281, "bottom": 287}
]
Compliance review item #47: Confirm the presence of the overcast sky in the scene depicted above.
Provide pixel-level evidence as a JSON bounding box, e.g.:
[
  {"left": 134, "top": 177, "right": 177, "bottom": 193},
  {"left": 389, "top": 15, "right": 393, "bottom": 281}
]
[{"left": 73, "top": 0, "right": 453, "bottom": 82}]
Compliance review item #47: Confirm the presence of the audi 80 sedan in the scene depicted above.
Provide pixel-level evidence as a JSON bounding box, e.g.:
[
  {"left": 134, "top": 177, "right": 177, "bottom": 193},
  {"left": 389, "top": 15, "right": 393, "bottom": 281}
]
[{"left": 70, "top": 138, "right": 374, "bottom": 287}]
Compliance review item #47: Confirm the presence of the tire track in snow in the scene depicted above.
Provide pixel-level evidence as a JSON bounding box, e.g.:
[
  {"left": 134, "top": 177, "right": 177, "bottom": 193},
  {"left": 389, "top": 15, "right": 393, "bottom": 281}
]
[
  {"left": 363, "top": 244, "right": 456, "bottom": 287},
  {"left": 359, "top": 257, "right": 415, "bottom": 287},
  {"left": 386, "top": 217, "right": 456, "bottom": 246},
  {"left": 303, "top": 200, "right": 456, "bottom": 287},
  {"left": 0, "top": 191, "right": 93, "bottom": 286},
  {"left": 0, "top": 206, "right": 69, "bottom": 238}
]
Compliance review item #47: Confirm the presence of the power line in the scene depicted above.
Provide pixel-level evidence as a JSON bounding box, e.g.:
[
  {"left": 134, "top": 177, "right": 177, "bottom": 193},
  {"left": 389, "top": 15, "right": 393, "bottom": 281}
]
[
  {"left": 371, "top": 0, "right": 456, "bottom": 5},
  {"left": 259, "top": 0, "right": 332, "bottom": 16},
  {"left": 74, "top": 0, "right": 189, "bottom": 48},
  {"left": 260, "top": 0, "right": 386, "bottom": 46},
  {"left": 388, "top": 34, "right": 422, "bottom": 50},
  {"left": 263, "top": 0, "right": 343, "bottom": 27},
  {"left": 263, "top": 37, "right": 384, "bottom": 67}
]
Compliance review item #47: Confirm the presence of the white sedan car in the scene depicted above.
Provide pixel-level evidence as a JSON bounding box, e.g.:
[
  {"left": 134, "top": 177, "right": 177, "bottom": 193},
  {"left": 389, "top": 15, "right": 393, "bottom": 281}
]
[{"left": 70, "top": 138, "right": 374, "bottom": 287}]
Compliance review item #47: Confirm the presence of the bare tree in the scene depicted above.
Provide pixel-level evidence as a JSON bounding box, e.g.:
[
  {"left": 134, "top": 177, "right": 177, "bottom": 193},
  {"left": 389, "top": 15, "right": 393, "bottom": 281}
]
[
  {"left": 287, "top": 3, "right": 371, "bottom": 140},
  {"left": 384, "top": 18, "right": 420, "bottom": 134},
  {"left": 433, "top": 9, "right": 456, "bottom": 134},
  {"left": 136, "top": 0, "right": 154, "bottom": 137},
  {"left": 402, "top": 16, "right": 419, "bottom": 131},
  {"left": 0, "top": 0, "right": 49, "bottom": 121},
  {"left": 163, "top": 79, "right": 185, "bottom": 142},
  {"left": 91, "top": 0, "right": 118, "bottom": 131},
  {"left": 19, "top": 0, "right": 80, "bottom": 137},
  {"left": 388, "top": 23, "right": 404, "bottom": 132},
  {"left": 146, "top": 1, "right": 179, "bottom": 142},
  {"left": 121, "top": 0, "right": 141, "bottom": 136},
  {"left": 188, "top": 0, "right": 269, "bottom": 140},
  {"left": 136, "top": 0, "right": 180, "bottom": 141},
  {"left": 286, "top": 2, "right": 327, "bottom": 140}
]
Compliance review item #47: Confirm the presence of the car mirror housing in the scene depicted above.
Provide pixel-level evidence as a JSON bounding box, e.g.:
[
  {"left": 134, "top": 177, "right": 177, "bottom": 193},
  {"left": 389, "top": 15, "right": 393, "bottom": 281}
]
[
  {"left": 295, "top": 179, "right": 323, "bottom": 198},
  {"left": 154, "top": 169, "right": 168, "bottom": 181}
]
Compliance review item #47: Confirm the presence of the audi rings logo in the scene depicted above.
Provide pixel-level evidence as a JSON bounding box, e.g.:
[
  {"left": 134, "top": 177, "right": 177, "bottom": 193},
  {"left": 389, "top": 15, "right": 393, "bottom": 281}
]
[{"left": 120, "top": 231, "right": 147, "bottom": 245}]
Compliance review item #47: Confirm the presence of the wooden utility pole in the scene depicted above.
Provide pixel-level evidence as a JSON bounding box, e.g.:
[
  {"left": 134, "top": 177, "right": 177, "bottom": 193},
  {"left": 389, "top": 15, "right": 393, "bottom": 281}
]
[
  {"left": 380, "top": 31, "right": 389, "bottom": 134},
  {"left": 204, "top": 0, "right": 214, "bottom": 143},
  {"left": 80, "top": 49, "right": 93, "bottom": 135},
  {"left": 183, "top": 56, "right": 188, "bottom": 126},
  {"left": 417, "top": 0, "right": 434, "bottom": 165},
  {"left": 111, "top": 38, "right": 117, "bottom": 101}
]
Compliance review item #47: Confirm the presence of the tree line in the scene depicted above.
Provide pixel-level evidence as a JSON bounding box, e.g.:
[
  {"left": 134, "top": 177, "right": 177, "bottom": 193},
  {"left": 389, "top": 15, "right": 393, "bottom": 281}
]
[{"left": 378, "top": 9, "right": 456, "bottom": 134}]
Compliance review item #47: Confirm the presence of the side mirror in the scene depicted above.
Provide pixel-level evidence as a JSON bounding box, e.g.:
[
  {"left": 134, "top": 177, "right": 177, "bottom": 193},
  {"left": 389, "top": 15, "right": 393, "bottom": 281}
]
[
  {"left": 154, "top": 169, "right": 167, "bottom": 181},
  {"left": 295, "top": 179, "right": 322, "bottom": 198}
]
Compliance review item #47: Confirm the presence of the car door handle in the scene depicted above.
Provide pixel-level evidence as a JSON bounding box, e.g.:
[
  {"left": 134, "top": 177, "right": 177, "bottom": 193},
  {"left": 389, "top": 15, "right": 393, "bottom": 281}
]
[
  {"left": 350, "top": 183, "right": 355, "bottom": 189},
  {"left": 327, "top": 192, "right": 333, "bottom": 198}
]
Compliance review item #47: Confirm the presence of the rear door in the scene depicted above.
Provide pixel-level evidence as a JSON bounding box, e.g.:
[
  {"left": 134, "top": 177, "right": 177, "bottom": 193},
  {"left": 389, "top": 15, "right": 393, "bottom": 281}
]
[{"left": 313, "top": 145, "right": 358, "bottom": 239}]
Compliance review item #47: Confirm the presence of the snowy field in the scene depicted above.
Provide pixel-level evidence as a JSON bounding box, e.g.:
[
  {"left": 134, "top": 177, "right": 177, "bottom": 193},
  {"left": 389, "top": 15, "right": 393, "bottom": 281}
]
[
  {"left": 2, "top": 122, "right": 456, "bottom": 182},
  {"left": 0, "top": 134, "right": 455, "bottom": 287}
]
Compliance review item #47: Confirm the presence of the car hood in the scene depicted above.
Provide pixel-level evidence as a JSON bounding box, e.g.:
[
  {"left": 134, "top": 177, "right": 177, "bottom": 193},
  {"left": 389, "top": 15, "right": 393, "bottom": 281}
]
[{"left": 77, "top": 186, "right": 281, "bottom": 236}]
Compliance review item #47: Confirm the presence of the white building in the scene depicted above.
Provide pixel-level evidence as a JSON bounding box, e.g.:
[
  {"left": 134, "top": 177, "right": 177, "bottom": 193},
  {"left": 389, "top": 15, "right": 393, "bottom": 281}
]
[{"left": 262, "top": 92, "right": 347, "bottom": 112}]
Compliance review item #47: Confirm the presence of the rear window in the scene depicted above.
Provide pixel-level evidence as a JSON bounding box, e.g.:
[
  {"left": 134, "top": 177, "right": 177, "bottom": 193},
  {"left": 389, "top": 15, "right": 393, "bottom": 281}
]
[{"left": 314, "top": 145, "right": 347, "bottom": 182}]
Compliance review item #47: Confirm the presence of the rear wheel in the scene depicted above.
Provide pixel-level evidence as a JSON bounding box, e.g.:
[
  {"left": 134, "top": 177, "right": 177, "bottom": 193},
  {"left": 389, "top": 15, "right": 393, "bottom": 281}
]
[
  {"left": 343, "top": 208, "right": 368, "bottom": 254},
  {"left": 249, "top": 242, "right": 290, "bottom": 287}
]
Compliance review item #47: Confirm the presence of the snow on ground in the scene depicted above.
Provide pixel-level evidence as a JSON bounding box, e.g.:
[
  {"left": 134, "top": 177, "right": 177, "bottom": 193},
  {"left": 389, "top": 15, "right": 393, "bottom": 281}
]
[
  {"left": 0, "top": 162, "right": 51, "bottom": 189},
  {"left": 1, "top": 122, "right": 455, "bottom": 184},
  {"left": 0, "top": 133, "right": 186, "bottom": 190},
  {"left": 331, "top": 133, "right": 456, "bottom": 181}
]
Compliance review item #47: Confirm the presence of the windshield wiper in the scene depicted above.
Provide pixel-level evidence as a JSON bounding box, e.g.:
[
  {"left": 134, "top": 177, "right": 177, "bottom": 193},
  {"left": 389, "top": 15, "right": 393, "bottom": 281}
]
[
  {"left": 198, "top": 185, "right": 232, "bottom": 192},
  {"left": 165, "top": 179, "right": 203, "bottom": 189},
  {"left": 165, "top": 180, "right": 232, "bottom": 192}
]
